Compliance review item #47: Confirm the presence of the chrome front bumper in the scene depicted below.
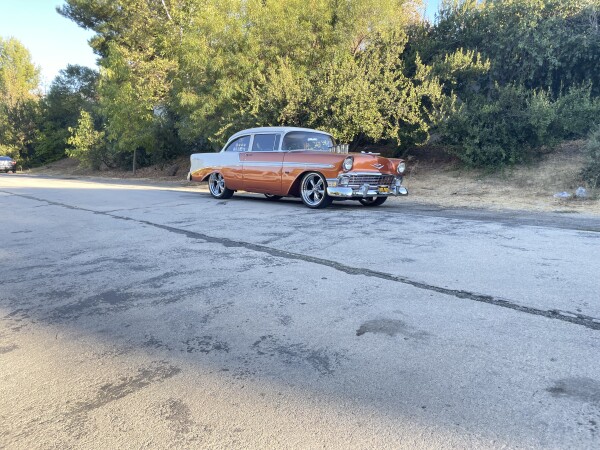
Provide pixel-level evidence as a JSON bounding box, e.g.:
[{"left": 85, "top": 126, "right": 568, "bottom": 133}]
[{"left": 326, "top": 177, "right": 409, "bottom": 198}]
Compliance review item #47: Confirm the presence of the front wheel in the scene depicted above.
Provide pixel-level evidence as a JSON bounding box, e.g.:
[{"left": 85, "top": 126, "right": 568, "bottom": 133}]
[
  {"left": 359, "top": 196, "right": 388, "bottom": 206},
  {"left": 208, "top": 172, "right": 234, "bottom": 199},
  {"left": 300, "top": 172, "right": 332, "bottom": 209}
]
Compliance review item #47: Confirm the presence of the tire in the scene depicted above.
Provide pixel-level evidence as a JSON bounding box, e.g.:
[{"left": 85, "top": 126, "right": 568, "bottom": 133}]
[
  {"left": 359, "top": 196, "right": 388, "bottom": 206},
  {"left": 264, "top": 194, "right": 283, "bottom": 201},
  {"left": 300, "top": 172, "right": 332, "bottom": 209},
  {"left": 208, "top": 172, "right": 234, "bottom": 199}
]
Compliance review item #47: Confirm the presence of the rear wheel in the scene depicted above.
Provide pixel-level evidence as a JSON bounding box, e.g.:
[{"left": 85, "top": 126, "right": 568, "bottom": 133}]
[
  {"left": 359, "top": 196, "right": 388, "bottom": 206},
  {"left": 264, "top": 194, "right": 283, "bottom": 201},
  {"left": 208, "top": 172, "right": 234, "bottom": 199},
  {"left": 300, "top": 172, "right": 332, "bottom": 209}
]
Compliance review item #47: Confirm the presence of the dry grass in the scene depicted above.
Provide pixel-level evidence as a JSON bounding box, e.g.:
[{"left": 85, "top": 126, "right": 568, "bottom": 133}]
[
  {"left": 30, "top": 155, "right": 192, "bottom": 183},
  {"left": 28, "top": 142, "right": 600, "bottom": 215},
  {"left": 403, "top": 140, "right": 599, "bottom": 214}
]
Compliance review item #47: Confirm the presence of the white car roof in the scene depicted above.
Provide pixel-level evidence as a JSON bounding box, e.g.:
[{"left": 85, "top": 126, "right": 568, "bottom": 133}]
[{"left": 227, "top": 127, "right": 332, "bottom": 142}]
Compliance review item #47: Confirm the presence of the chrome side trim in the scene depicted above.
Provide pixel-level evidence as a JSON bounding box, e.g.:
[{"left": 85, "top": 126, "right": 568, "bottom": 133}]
[
  {"left": 290, "top": 162, "right": 335, "bottom": 169},
  {"left": 242, "top": 162, "right": 334, "bottom": 169},
  {"left": 240, "top": 162, "right": 282, "bottom": 167}
]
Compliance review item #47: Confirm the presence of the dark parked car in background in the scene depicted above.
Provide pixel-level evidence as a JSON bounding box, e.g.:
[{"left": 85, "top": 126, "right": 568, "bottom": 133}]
[{"left": 0, "top": 156, "right": 17, "bottom": 173}]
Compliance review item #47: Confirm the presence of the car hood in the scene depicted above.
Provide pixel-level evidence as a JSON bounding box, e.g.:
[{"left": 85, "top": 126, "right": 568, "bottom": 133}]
[
  {"left": 282, "top": 151, "right": 403, "bottom": 174},
  {"left": 350, "top": 153, "right": 397, "bottom": 173}
]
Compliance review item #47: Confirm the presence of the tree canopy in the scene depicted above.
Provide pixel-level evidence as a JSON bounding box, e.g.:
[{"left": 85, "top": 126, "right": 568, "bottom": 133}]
[
  {"left": 58, "top": 0, "right": 442, "bottom": 152},
  {"left": 415, "top": 0, "right": 600, "bottom": 97},
  {"left": 35, "top": 65, "right": 99, "bottom": 163},
  {"left": 4, "top": 0, "right": 600, "bottom": 176},
  {"left": 409, "top": 0, "right": 600, "bottom": 167},
  {"left": 0, "top": 37, "right": 40, "bottom": 159}
]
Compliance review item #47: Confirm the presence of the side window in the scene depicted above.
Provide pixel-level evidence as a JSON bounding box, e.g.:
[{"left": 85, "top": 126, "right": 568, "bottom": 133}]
[
  {"left": 281, "top": 131, "right": 333, "bottom": 151},
  {"left": 224, "top": 135, "right": 251, "bottom": 152},
  {"left": 251, "top": 134, "right": 280, "bottom": 152}
]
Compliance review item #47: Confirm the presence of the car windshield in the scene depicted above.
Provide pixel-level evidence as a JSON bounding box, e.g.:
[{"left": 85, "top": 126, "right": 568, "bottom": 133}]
[{"left": 281, "top": 131, "right": 334, "bottom": 151}]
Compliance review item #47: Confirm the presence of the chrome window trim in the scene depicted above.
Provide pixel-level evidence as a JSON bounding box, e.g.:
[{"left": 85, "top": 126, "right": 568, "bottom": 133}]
[
  {"left": 249, "top": 133, "right": 282, "bottom": 152},
  {"left": 281, "top": 130, "right": 335, "bottom": 152},
  {"left": 222, "top": 134, "right": 251, "bottom": 153}
]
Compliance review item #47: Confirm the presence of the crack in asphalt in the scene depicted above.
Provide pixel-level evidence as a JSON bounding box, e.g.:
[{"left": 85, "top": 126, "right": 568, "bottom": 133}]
[{"left": 4, "top": 189, "right": 600, "bottom": 332}]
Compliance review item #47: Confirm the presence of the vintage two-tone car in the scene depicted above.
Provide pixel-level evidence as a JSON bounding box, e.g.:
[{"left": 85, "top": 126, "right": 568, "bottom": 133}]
[{"left": 187, "top": 127, "right": 408, "bottom": 208}]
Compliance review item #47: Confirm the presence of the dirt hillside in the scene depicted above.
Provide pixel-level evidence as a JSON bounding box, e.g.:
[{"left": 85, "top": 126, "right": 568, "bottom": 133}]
[{"left": 402, "top": 141, "right": 599, "bottom": 214}]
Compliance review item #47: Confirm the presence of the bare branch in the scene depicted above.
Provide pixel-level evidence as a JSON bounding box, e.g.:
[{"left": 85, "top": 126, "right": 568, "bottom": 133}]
[{"left": 160, "top": 0, "right": 172, "bottom": 21}]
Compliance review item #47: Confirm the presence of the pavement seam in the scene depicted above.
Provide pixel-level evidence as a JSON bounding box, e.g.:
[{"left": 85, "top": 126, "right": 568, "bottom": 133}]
[{"left": 4, "top": 189, "right": 600, "bottom": 332}]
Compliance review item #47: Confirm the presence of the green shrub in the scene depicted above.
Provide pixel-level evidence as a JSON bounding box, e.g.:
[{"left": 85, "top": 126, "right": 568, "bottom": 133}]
[
  {"left": 581, "top": 126, "right": 600, "bottom": 189},
  {"left": 67, "top": 110, "right": 113, "bottom": 169},
  {"left": 553, "top": 85, "right": 600, "bottom": 139},
  {"left": 440, "top": 85, "right": 557, "bottom": 168},
  {"left": 439, "top": 83, "right": 600, "bottom": 170}
]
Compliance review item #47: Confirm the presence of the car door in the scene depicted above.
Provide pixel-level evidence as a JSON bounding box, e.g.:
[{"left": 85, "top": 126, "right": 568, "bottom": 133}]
[
  {"left": 218, "top": 135, "right": 251, "bottom": 190},
  {"left": 240, "top": 133, "right": 284, "bottom": 194}
]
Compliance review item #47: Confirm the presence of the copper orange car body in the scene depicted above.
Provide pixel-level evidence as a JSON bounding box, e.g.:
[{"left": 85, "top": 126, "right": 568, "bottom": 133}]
[{"left": 188, "top": 127, "right": 408, "bottom": 208}]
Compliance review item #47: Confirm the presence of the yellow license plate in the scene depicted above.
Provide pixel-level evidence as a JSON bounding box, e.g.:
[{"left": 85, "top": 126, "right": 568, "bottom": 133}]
[{"left": 378, "top": 186, "right": 389, "bottom": 193}]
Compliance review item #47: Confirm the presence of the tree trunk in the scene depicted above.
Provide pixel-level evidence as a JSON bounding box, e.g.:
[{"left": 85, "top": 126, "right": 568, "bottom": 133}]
[{"left": 133, "top": 148, "right": 137, "bottom": 175}]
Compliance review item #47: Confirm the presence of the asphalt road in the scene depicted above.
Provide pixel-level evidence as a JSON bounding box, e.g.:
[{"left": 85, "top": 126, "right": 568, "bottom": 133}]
[{"left": 1, "top": 174, "right": 600, "bottom": 449}]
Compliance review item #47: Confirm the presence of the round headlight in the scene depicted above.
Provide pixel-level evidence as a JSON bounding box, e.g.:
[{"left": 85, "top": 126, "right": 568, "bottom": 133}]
[
  {"left": 343, "top": 156, "right": 353, "bottom": 171},
  {"left": 397, "top": 162, "right": 406, "bottom": 174}
]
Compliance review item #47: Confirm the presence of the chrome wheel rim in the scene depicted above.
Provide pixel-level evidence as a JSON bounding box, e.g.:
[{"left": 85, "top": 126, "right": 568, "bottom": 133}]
[
  {"left": 301, "top": 174, "right": 326, "bottom": 206},
  {"left": 209, "top": 172, "right": 225, "bottom": 196}
]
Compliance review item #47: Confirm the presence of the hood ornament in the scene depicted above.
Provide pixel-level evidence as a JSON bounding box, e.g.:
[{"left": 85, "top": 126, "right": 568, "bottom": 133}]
[{"left": 372, "top": 163, "right": 384, "bottom": 169}]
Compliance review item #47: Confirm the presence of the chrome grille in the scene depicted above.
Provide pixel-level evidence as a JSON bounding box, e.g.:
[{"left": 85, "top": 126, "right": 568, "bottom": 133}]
[{"left": 347, "top": 174, "right": 395, "bottom": 186}]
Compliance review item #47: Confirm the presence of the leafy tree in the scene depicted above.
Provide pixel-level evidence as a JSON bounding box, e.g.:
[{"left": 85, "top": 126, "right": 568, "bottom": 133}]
[
  {"left": 36, "top": 65, "right": 99, "bottom": 163},
  {"left": 416, "top": 0, "right": 600, "bottom": 96},
  {"left": 45, "top": 0, "right": 600, "bottom": 173},
  {"left": 59, "top": 0, "right": 180, "bottom": 168},
  {"left": 171, "top": 0, "right": 435, "bottom": 148},
  {"left": 403, "top": 0, "right": 600, "bottom": 168},
  {"left": 0, "top": 37, "right": 40, "bottom": 161},
  {"left": 67, "top": 109, "right": 109, "bottom": 168},
  {"left": 59, "top": 0, "right": 441, "bottom": 156},
  {"left": 428, "top": 48, "right": 490, "bottom": 99}
]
